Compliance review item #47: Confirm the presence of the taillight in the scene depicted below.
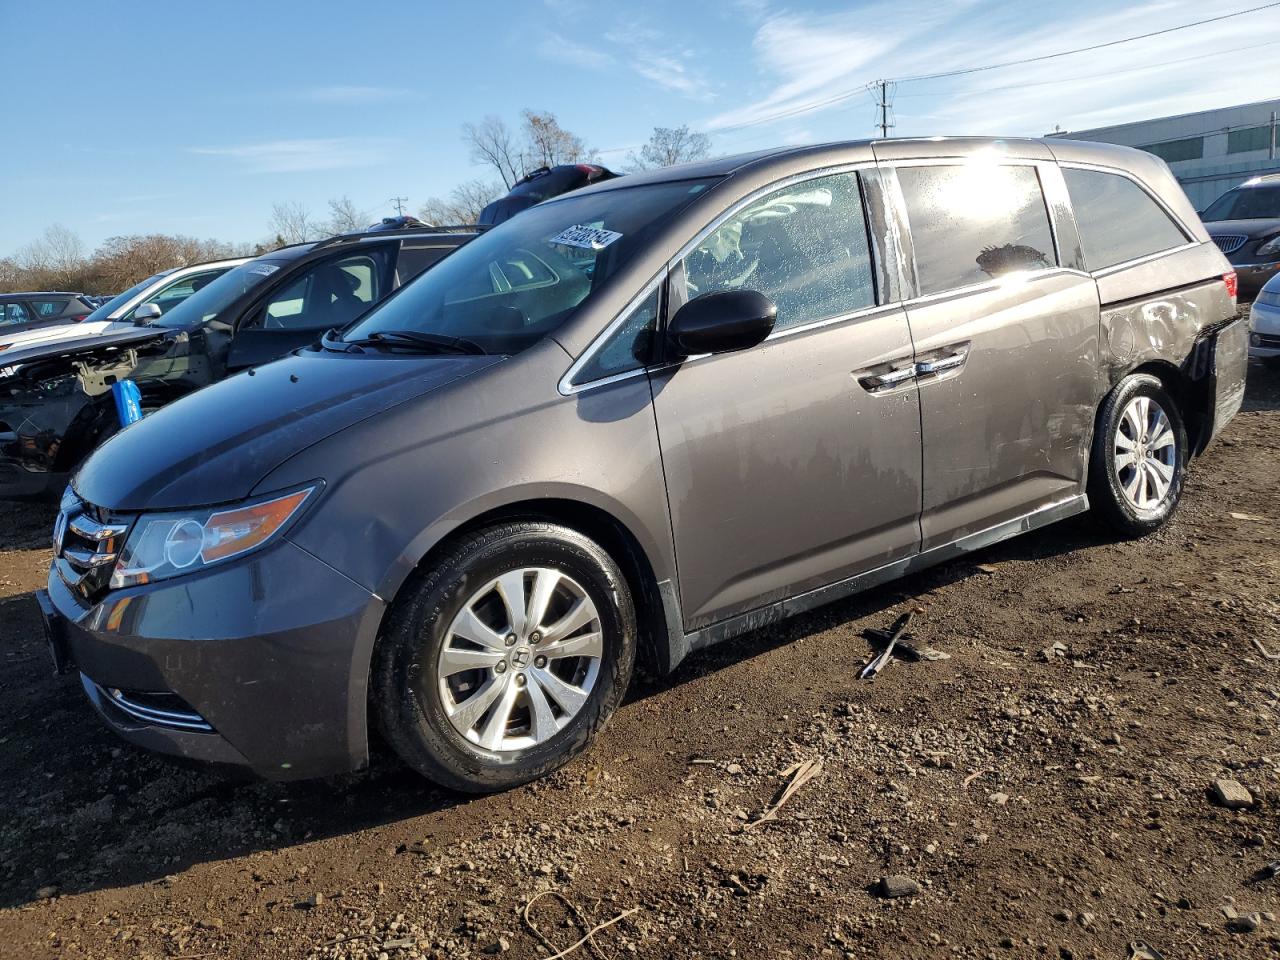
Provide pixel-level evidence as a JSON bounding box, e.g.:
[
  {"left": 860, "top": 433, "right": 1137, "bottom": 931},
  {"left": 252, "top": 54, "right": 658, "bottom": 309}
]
[{"left": 1223, "top": 272, "right": 1238, "bottom": 299}]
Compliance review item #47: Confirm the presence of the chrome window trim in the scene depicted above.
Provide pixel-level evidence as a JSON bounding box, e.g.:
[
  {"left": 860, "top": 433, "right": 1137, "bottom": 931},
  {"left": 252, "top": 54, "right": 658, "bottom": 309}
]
[
  {"left": 558, "top": 268, "right": 666, "bottom": 396},
  {"left": 897, "top": 265, "right": 1094, "bottom": 310},
  {"left": 1056, "top": 160, "right": 1198, "bottom": 271}
]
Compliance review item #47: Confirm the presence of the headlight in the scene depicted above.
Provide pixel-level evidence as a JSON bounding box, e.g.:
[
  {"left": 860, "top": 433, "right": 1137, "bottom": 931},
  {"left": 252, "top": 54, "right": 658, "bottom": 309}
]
[
  {"left": 1258, "top": 235, "right": 1280, "bottom": 258},
  {"left": 110, "top": 485, "right": 317, "bottom": 589},
  {"left": 1258, "top": 288, "right": 1280, "bottom": 308}
]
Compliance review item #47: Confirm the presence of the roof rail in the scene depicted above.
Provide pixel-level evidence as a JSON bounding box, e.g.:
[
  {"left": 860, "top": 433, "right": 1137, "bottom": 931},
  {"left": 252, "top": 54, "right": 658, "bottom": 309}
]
[{"left": 311, "top": 223, "right": 482, "bottom": 251}]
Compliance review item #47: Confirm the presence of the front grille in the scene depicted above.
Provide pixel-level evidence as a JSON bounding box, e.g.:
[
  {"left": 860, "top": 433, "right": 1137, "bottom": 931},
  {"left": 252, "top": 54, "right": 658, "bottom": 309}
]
[
  {"left": 1255, "top": 332, "right": 1280, "bottom": 348},
  {"left": 84, "top": 675, "right": 213, "bottom": 732},
  {"left": 54, "top": 489, "right": 133, "bottom": 603},
  {"left": 1213, "top": 234, "right": 1248, "bottom": 255}
]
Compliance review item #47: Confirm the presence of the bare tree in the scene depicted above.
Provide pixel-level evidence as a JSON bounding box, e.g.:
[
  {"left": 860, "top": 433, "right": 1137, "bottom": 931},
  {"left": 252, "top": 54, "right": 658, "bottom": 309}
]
[
  {"left": 418, "top": 180, "right": 504, "bottom": 226},
  {"left": 17, "top": 224, "right": 87, "bottom": 289},
  {"left": 268, "top": 202, "right": 316, "bottom": 245},
  {"left": 326, "top": 196, "right": 369, "bottom": 234},
  {"left": 629, "top": 125, "right": 712, "bottom": 169},
  {"left": 521, "top": 109, "right": 591, "bottom": 169},
  {"left": 463, "top": 116, "right": 523, "bottom": 188}
]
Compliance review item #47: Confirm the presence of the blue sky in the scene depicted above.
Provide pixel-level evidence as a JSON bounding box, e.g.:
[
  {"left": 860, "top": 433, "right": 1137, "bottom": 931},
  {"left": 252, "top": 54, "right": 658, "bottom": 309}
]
[{"left": 3, "top": 0, "right": 1278, "bottom": 254}]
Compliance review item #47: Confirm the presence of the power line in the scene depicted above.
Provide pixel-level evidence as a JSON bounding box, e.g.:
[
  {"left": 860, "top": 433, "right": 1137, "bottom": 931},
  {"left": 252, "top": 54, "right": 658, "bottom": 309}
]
[
  {"left": 894, "top": 39, "right": 1280, "bottom": 99},
  {"left": 704, "top": 1, "right": 1280, "bottom": 139},
  {"left": 896, "top": 1, "right": 1280, "bottom": 82}
]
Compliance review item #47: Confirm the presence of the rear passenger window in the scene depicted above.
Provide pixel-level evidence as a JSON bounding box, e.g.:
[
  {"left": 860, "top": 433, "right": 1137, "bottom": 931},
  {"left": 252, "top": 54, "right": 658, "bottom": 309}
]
[
  {"left": 897, "top": 163, "right": 1056, "bottom": 296},
  {"left": 1062, "top": 168, "right": 1189, "bottom": 271},
  {"left": 32, "top": 299, "right": 68, "bottom": 316},
  {"left": 681, "top": 172, "right": 875, "bottom": 332},
  {"left": 396, "top": 244, "right": 453, "bottom": 284}
]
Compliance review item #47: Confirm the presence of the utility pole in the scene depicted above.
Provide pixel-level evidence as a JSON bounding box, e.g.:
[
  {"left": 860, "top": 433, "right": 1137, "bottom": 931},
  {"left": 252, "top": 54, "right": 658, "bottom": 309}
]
[
  {"left": 1270, "top": 111, "right": 1277, "bottom": 161},
  {"left": 389, "top": 196, "right": 408, "bottom": 216},
  {"left": 874, "top": 80, "right": 894, "bottom": 139}
]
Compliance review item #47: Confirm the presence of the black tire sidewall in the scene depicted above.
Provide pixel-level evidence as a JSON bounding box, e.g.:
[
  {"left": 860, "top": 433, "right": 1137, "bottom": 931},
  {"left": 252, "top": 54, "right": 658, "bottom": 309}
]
[
  {"left": 374, "top": 523, "right": 636, "bottom": 793},
  {"left": 1089, "top": 374, "right": 1187, "bottom": 537}
]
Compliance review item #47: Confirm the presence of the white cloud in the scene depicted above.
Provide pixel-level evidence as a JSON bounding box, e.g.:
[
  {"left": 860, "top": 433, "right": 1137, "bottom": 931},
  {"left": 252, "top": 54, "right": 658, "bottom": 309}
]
[
  {"left": 604, "top": 21, "right": 715, "bottom": 101},
  {"left": 186, "top": 138, "right": 393, "bottom": 173},
  {"left": 538, "top": 32, "right": 613, "bottom": 70}
]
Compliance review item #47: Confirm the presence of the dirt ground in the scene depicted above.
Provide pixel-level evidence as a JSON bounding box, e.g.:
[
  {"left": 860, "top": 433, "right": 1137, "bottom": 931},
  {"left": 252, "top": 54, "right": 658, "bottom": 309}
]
[{"left": 1, "top": 366, "right": 1278, "bottom": 960}]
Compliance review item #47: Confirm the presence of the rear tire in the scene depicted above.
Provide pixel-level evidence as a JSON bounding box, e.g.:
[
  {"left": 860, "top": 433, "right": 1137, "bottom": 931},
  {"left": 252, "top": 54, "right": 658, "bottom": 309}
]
[
  {"left": 1088, "top": 374, "right": 1187, "bottom": 537},
  {"left": 372, "top": 522, "right": 636, "bottom": 793}
]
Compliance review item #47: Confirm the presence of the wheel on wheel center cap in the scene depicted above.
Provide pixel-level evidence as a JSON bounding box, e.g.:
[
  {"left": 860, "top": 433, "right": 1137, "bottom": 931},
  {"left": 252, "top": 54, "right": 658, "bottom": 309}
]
[
  {"left": 1113, "top": 394, "right": 1177, "bottom": 512},
  {"left": 436, "top": 567, "right": 603, "bottom": 753}
]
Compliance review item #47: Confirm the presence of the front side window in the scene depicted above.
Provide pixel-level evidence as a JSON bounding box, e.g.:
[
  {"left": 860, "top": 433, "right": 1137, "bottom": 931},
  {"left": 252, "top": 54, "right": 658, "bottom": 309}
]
[
  {"left": 342, "top": 178, "right": 716, "bottom": 356},
  {"left": 259, "top": 253, "right": 383, "bottom": 330},
  {"left": 680, "top": 172, "right": 875, "bottom": 332},
  {"left": 576, "top": 287, "right": 659, "bottom": 383},
  {"left": 1063, "top": 168, "right": 1189, "bottom": 270},
  {"left": 898, "top": 163, "right": 1056, "bottom": 296}
]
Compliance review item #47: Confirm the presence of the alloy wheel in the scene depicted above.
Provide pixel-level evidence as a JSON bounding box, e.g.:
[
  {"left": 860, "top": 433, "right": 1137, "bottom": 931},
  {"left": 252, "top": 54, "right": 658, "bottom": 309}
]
[
  {"left": 1114, "top": 395, "right": 1177, "bottom": 512},
  {"left": 437, "top": 567, "right": 603, "bottom": 752}
]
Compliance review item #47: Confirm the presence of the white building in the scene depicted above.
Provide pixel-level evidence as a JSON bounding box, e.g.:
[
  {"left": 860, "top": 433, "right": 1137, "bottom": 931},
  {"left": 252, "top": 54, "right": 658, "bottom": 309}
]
[{"left": 1049, "top": 98, "right": 1280, "bottom": 211}]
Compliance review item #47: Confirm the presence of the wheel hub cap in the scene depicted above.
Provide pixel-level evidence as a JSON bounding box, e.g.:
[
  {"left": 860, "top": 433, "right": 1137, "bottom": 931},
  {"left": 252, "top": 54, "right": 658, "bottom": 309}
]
[
  {"left": 1114, "top": 395, "right": 1176, "bottom": 512},
  {"left": 436, "top": 567, "right": 603, "bottom": 753}
]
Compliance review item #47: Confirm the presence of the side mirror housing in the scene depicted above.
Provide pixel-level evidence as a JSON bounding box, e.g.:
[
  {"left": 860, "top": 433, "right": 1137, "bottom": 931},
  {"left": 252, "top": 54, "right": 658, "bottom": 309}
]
[
  {"left": 668, "top": 290, "right": 777, "bottom": 356},
  {"left": 132, "top": 303, "right": 162, "bottom": 324}
]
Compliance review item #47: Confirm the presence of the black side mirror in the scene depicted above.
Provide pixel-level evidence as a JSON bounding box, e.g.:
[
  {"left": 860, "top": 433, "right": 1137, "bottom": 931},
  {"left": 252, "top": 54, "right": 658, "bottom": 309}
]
[{"left": 668, "top": 290, "right": 777, "bottom": 356}]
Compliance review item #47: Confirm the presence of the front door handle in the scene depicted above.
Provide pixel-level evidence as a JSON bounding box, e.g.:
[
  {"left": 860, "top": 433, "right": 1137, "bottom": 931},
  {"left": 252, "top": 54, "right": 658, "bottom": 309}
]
[{"left": 916, "top": 349, "right": 968, "bottom": 377}]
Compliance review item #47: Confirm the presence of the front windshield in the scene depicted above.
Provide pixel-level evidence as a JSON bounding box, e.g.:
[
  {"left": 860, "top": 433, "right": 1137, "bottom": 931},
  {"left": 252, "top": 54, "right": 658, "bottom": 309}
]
[
  {"left": 152, "top": 259, "right": 287, "bottom": 328},
  {"left": 1203, "top": 184, "right": 1280, "bottom": 221},
  {"left": 344, "top": 178, "right": 716, "bottom": 354},
  {"left": 83, "top": 273, "right": 167, "bottom": 323}
]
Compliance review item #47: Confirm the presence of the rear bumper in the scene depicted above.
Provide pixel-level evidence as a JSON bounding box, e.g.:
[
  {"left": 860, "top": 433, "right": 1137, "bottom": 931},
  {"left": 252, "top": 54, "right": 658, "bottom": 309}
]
[
  {"left": 43, "top": 537, "right": 385, "bottom": 780},
  {"left": 1198, "top": 315, "right": 1249, "bottom": 447}
]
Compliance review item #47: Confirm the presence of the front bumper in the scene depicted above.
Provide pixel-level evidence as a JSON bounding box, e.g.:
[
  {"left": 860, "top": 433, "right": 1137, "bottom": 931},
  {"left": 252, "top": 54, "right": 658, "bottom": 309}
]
[
  {"left": 42, "top": 537, "right": 385, "bottom": 780},
  {"left": 1249, "top": 299, "right": 1280, "bottom": 358}
]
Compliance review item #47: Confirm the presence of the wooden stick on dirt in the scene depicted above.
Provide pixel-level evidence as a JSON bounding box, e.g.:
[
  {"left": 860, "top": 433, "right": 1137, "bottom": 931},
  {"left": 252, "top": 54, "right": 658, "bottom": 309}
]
[
  {"left": 744, "top": 757, "right": 824, "bottom": 830},
  {"left": 1252, "top": 638, "right": 1280, "bottom": 661}
]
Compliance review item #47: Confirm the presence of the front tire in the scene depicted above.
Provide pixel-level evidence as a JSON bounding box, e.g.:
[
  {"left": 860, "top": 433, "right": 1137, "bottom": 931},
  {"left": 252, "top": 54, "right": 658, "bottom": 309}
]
[
  {"left": 1088, "top": 374, "right": 1187, "bottom": 537},
  {"left": 373, "top": 522, "right": 637, "bottom": 793}
]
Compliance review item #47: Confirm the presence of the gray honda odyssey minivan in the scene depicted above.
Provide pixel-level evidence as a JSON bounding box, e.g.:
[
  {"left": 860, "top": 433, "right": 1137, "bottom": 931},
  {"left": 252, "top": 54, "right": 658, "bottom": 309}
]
[{"left": 40, "top": 137, "right": 1247, "bottom": 792}]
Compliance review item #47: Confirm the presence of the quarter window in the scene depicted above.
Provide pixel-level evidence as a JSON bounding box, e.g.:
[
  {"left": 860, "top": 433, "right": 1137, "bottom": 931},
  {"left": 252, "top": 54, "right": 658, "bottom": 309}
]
[
  {"left": 1063, "top": 168, "right": 1189, "bottom": 271},
  {"left": 680, "top": 172, "right": 875, "bottom": 333},
  {"left": 576, "top": 287, "right": 658, "bottom": 384},
  {"left": 31, "top": 298, "right": 69, "bottom": 317},
  {"left": 897, "top": 163, "right": 1056, "bottom": 296}
]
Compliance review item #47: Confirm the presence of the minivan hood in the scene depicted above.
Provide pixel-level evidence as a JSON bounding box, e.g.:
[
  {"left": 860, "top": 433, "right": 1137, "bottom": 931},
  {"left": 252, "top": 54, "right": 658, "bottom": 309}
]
[
  {"left": 1204, "top": 219, "right": 1280, "bottom": 240},
  {"left": 74, "top": 350, "right": 502, "bottom": 511}
]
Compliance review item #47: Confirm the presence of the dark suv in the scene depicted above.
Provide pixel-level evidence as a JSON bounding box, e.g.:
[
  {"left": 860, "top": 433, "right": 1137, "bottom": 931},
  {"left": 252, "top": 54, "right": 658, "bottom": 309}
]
[
  {"left": 41, "top": 137, "right": 1244, "bottom": 793},
  {"left": 0, "top": 228, "right": 473, "bottom": 499},
  {"left": 1, "top": 292, "right": 94, "bottom": 333},
  {"left": 1201, "top": 173, "right": 1280, "bottom": 299}
]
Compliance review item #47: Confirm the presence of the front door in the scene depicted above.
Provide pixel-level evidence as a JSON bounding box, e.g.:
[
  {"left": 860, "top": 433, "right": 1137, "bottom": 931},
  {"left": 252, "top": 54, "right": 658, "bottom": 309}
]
[
  {"left": 888, "top": 158, "right": 1101, "bottom": 549},
  {"left": 649, "top": 170, "right": 922, "bottom": 631}
]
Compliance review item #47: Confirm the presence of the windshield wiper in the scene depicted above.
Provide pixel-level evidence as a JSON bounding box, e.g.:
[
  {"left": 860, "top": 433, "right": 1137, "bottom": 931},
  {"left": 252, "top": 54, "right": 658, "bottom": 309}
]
[{"left": 322, "top": 328, "right": 487, "bottom": 356}]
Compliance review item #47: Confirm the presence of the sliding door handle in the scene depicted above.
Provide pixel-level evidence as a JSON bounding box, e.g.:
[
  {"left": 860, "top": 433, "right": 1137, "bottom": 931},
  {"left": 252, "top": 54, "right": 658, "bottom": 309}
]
[
  {"left": 858, "top": 365, "right": 917, "bottom": 391},
  {"left": 916, "top": 350, "right": 968, "bottom": 376}
]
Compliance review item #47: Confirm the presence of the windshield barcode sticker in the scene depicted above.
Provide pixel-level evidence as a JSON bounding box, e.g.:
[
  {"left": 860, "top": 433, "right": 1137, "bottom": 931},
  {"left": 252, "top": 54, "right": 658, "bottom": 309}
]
[{"left": 550, "top": 225, "right": 623, "bottom": 250}]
